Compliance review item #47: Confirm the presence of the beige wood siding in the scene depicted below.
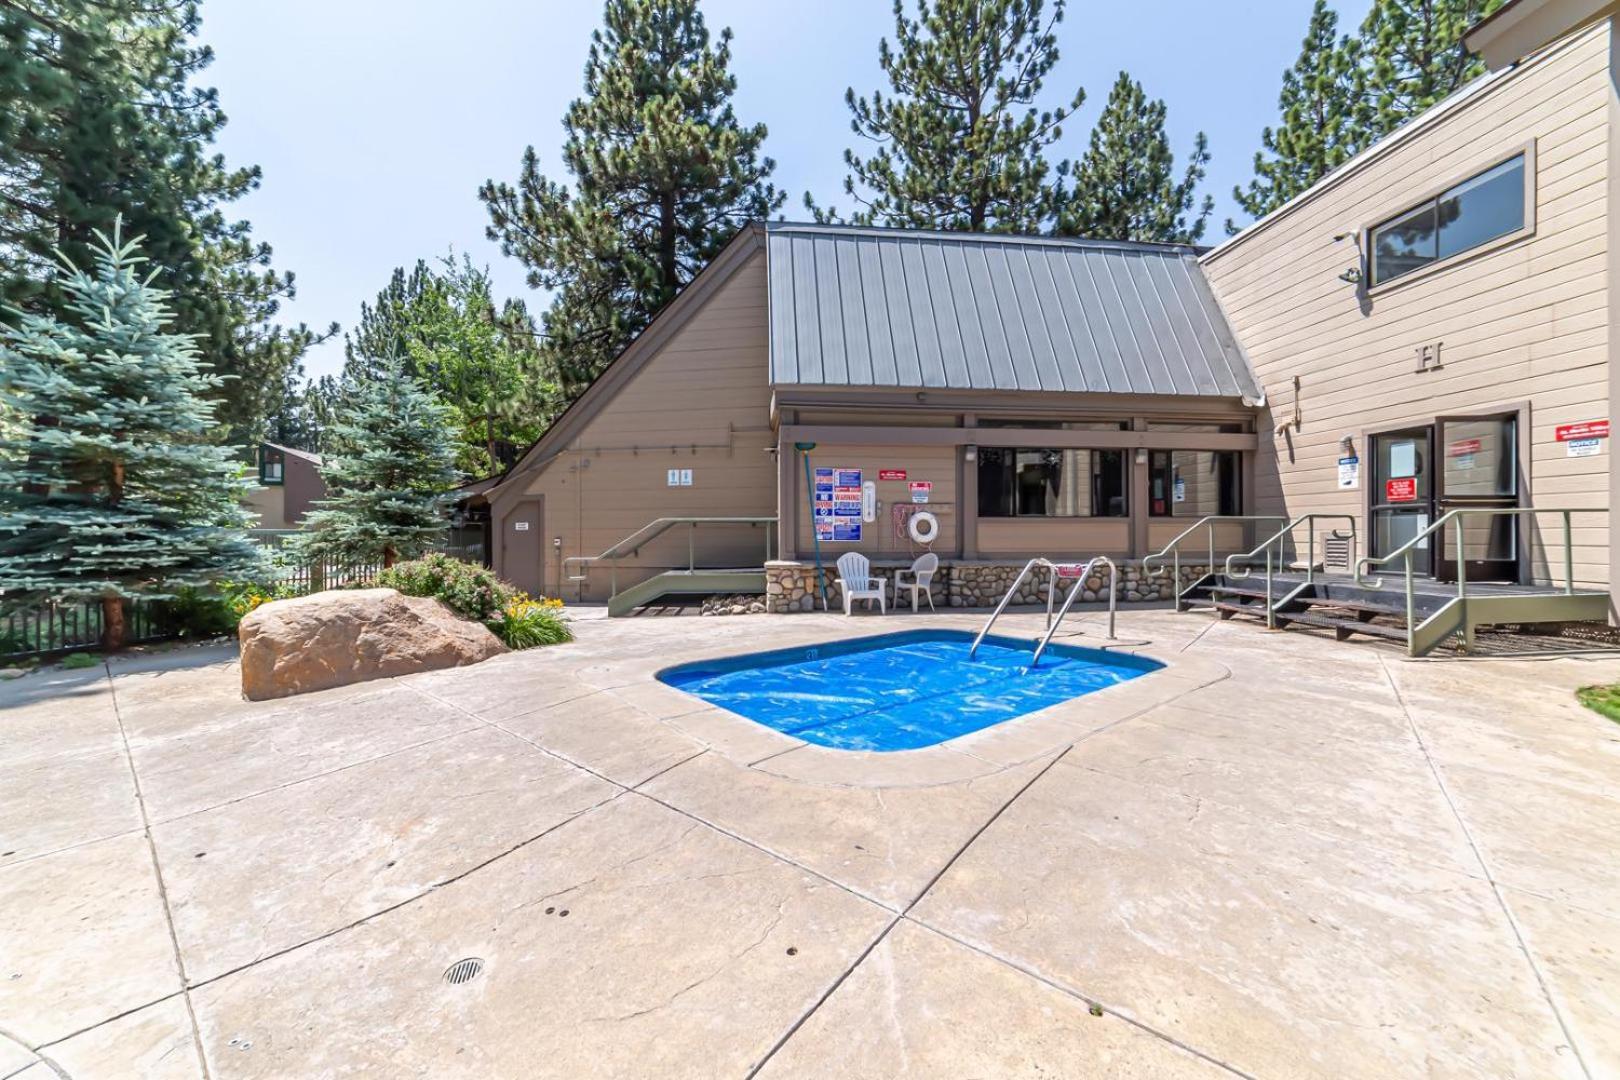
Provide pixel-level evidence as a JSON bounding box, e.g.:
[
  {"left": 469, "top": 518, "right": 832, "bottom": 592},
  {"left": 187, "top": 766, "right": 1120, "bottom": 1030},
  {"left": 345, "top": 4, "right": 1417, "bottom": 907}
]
[
  {"left": 978, "top": 519, "right": 1131, "bottom": 557},
  {"left": 517, "top": 252, "right": 776, "bottom": 601},
  {"left": 791, "top": 444, "right": 958, "bottom": 560},
  {"left": 1201, "top": 22, "right": 1613, "bottom": 588}
]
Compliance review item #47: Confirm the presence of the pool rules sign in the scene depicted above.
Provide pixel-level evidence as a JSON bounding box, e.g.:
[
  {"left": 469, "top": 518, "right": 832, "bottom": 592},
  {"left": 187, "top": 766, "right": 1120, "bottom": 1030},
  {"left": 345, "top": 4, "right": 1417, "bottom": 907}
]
[{"left": 813, "top": 467, "right": 863, "bottom": 542}]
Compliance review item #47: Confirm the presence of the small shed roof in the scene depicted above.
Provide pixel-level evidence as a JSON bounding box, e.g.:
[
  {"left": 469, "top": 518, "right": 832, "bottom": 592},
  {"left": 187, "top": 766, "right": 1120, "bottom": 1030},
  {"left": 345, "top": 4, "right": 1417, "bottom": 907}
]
[{"left": 765, "top": 222, "right": 1259, "bottom": 399}]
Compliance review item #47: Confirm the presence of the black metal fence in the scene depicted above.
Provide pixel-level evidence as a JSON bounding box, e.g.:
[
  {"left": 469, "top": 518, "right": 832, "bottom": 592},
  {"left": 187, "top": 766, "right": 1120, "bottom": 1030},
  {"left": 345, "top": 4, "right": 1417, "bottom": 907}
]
[
  {"left": 0, "top": 559, "right": 383, "bottom": 663},
  {"left": 0, "top": 599, "right": 165, "bottom": 660}
]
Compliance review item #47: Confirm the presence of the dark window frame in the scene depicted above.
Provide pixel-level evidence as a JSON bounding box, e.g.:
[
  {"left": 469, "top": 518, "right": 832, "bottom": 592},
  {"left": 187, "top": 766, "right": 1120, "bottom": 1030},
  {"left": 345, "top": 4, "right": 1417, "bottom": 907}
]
[
  {"left": 977, "top": 446, "right": 1129, "bottom": 520},
  {"left": 1366, "top": 145, "right": 1533, "bottom": 290},
  {"left": 1147, "top": 449, "right": 1241, "bottom": 519},
  {"left": 259, "top": 448, "right": 285, "bottom": 486}
]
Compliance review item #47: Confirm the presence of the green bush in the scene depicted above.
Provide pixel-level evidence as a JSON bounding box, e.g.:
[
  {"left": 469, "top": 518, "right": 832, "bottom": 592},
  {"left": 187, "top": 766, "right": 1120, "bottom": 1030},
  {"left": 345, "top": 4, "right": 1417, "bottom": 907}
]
[
  {"left": 151, "top": 587, "right": 238, "bottom": 640},
  {"left": 374, "top": 553, "right": 517, "bottom": 623},
  {"left": 490, "top": 600, "right": 572, "bottom": 649},
  {"left": 60, "top": 652, "right": 100, "bottom": 670}
]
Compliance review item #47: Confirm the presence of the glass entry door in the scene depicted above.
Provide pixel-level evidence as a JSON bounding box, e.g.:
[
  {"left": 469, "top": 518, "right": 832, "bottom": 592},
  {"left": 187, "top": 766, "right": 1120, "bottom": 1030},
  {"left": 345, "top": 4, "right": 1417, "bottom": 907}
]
[
  {"left": 1371, "top": 428, "right": 1434, "bottom": 575},
  {"left": 1435, "top": 412, "right": 1519, "bottom": 582}
]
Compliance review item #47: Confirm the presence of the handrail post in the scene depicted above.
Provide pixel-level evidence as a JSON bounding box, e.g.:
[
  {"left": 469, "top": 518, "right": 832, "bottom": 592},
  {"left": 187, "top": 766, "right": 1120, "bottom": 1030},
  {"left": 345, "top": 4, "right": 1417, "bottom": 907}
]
[
  {"left": 1265, "top": 546, "right": 1275, "bottom": 628},
  {"left": 688, "top": 522, "right": 695, "bottom": 574},
  {"left": 1307, "top": 526, "right": 1315, "bottom": 586},
  {"left": 1172, "top": 548, "right": 1182, "bottom": 610},
  {"left": 1456, "top": 515, "right": 1469, "bottom": 653},
  {"left": 1405, "top": 550, "right": 1415, "bottom": 654},
  {"left": 1106, "top": 558, "right": 1117, "bottom": 640},
  {"left": 1044, "top": 564, "right": 1056, "bottom": 630},
  {"left": 1563, "top": 510, "right": 1574, "bottom": 595}
]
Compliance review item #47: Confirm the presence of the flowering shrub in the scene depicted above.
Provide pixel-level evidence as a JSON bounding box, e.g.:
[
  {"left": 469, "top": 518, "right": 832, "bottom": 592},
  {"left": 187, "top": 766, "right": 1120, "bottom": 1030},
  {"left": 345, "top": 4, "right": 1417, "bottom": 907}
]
[
  {"left": 490, "top": 597, "right": 571, "bottom": 649},
  {"left": 373, "top": 553, "right": 518, "bottom": 622}
]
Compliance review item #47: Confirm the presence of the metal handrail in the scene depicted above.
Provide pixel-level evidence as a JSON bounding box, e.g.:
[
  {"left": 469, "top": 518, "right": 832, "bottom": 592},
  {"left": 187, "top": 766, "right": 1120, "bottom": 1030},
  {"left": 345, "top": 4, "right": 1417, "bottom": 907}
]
[
  {"left": 1354, "top": 506, "right": 1605, "bottom": 652},
  {"left": 1220, "top": 514, "right": 1357, "bottom": 629},
  {"left": 1142, "top": 515, "right": 1289, "bottom": 610},
  {"left": 562, "top": 515, "right": 776, "bottom": 598},
  {"left": 1031, "top": 556, "right": 1117, "bottom": 666},
  {"left": 970, "top": 556, "right": 1118, "bottom": 662},
  {"left": 970, "top": 558, "right": 1056, "bottom": 657}
]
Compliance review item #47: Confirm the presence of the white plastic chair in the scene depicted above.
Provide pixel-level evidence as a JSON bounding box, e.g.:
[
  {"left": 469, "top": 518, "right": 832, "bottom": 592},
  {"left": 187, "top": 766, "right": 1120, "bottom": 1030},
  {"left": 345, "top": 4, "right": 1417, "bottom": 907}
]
[
  {"left": 894, "top": 552, "right": 938, "bottom": 612},
  {"left": 835, "top": 551, "right": 886, "bottom": 615}
]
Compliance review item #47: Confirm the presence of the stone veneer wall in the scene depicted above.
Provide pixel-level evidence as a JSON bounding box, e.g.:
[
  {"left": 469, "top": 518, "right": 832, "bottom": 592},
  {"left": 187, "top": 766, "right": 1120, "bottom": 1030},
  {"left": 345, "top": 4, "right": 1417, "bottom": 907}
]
[{"left": 763, "top": 560, "right": 1213, "bottom": 614}]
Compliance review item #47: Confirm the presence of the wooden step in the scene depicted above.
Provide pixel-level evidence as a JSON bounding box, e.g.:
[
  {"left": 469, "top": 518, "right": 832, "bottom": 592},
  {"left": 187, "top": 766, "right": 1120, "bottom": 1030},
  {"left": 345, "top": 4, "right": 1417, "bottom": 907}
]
[
  {"left": 1213, "top": 600, "right": 1269, "bottom": 621},
  {"left": 1273, "top": 609, "right": 1408, "bottom": 641}
]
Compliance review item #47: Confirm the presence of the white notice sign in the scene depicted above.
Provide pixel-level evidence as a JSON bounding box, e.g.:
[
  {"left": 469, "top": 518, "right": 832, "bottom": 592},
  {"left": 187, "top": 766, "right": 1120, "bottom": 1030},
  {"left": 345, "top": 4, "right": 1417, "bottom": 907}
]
[
  {"left": 514, "top": 522, "right": 530, "bottom": 531},
  {"left": 1568, "top": 437, "right": 1602, "bottom": 458},
  {"left": 1337, "top": 456, "right": 1360, "bottom": 490}
]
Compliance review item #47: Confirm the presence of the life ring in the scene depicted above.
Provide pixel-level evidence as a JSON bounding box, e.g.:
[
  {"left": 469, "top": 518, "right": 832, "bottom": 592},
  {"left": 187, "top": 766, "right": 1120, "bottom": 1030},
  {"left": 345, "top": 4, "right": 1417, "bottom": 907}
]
[{"left": 908, "top": 510, "right": 940, "bottom": 545}]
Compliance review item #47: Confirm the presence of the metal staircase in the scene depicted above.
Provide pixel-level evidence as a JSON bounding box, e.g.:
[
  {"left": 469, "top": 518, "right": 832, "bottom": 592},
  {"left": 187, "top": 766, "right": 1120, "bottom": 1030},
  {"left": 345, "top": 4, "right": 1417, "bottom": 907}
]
[
  {"left": 1147, "top": 509, "right": 1610, "bottom": 657},
  {"left": 562, "top": 516, "right": 776, "bottom": 616}
]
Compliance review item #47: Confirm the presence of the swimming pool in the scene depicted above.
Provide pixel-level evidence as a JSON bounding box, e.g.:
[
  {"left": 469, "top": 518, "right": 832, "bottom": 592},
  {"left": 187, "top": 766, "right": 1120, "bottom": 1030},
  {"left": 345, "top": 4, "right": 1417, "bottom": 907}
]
[{"left": 658, "top": 629, "right": 1163, "bottom": 752}]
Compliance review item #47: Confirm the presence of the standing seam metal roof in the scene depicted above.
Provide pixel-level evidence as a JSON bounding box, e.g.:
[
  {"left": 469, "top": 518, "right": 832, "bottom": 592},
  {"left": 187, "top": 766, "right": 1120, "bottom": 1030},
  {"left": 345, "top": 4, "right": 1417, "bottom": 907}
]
[{"left": 766, "top": 222, "right": 1260, "bottom": 399}]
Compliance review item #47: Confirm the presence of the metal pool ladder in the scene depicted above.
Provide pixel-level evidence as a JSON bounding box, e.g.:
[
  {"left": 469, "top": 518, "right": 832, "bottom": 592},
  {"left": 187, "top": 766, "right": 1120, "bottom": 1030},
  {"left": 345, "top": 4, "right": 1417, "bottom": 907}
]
[{"left": 969, "top": 556, "right": 1117, "bottom": 665}]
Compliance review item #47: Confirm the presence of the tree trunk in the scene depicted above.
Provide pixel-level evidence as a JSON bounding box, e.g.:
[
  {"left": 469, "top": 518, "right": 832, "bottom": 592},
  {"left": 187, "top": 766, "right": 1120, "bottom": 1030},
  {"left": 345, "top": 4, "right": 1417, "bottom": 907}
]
[
  {"left": 383, "top": 545, "right": 397, "bottom": 569},
  {"left": 101, "top": 594, "right": 126, "bottom": 653},
  {"left": 659, "top": 190, "right": 678, "bottom": 299}
]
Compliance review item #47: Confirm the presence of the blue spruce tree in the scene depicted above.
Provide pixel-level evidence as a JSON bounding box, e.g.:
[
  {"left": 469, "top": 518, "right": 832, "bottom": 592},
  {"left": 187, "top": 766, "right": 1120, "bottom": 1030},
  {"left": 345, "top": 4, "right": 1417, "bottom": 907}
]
[{"left": 0, "top": 225, "right": 261, "bottom": 649}]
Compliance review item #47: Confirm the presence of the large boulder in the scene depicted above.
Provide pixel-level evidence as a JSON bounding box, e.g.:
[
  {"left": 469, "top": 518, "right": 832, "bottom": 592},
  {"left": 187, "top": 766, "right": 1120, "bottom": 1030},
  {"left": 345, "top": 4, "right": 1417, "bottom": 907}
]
[{"left": 239, "top": 588, "right": 507, "bottom": 700}]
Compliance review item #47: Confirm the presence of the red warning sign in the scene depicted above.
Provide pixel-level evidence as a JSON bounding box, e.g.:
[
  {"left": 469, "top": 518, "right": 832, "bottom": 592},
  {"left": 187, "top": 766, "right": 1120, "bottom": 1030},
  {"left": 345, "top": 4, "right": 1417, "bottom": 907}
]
[{"left": 1385, "top": 477, "right": 1418, "bottom": 503}]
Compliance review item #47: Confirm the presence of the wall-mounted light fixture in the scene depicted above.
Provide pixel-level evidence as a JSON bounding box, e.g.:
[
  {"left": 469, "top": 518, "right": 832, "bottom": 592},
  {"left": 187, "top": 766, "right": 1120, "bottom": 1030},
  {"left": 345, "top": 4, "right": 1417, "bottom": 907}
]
[
  {"left": 963, "top": 445, "right": 977, "bottom": 463},
  {"left": 1340, "top": 434, "right": 1356, "bottom": 458},
  {"left": 1332, "top": 232, "right": 1364, "bottom": 285},
  {"left": 1134, "top": 447, "right": 1148, "bottom": 465}
]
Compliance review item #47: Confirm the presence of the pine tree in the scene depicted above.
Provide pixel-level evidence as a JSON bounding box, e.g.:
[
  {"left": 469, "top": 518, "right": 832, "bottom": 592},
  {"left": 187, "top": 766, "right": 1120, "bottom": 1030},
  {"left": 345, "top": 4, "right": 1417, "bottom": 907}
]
[
  {"left": 1057, "top": 73, "right": 1212, "bottom": 244},
  {"left": 342, "top": 257, "right": 551, "bottom": 475},
  {"left": 0, "top": 0, "right": 329, "bottom": 441},
  {"left": 1232, "top": 0, "right": 1368, "bottom": 225},
  {"left": 0, "top": 225, "right": 261, "bottom": 649},
  {"left": 294, "top": 359, "right": 459, "bottom": 569},
  {"left": 814, "top": 0, "right": 1080, "bottom": 232},
  {"left": 1360, "top": 0, "right": 1505, "bottom": 135},
  {"left": 480, "top": 0, "right": 782, "bottom": 402}
]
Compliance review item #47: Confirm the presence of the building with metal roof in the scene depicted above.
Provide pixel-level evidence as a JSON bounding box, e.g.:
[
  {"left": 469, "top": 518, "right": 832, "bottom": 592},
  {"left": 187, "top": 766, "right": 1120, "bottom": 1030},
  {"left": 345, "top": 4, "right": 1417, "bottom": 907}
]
[{"left": 765, "top": 223, "right": 1260, "bottom": 400}]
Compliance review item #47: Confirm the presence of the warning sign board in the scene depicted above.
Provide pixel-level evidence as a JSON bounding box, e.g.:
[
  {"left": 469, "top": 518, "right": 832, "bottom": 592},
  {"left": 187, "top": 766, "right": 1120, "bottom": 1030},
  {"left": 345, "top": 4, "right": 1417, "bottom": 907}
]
[
  {"left": 1556, "top": 420, "right": 1609, "bottom": 442},
  {"left": 1385, "top": 477, "right": 1418, "bottom": 503}
]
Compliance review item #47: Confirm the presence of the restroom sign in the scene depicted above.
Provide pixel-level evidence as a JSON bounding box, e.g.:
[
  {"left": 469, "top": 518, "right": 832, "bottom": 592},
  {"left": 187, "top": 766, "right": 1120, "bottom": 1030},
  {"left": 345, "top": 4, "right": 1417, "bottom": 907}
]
[{"left": 1386, "top": 477, "right": 1418, "bottom": 503}]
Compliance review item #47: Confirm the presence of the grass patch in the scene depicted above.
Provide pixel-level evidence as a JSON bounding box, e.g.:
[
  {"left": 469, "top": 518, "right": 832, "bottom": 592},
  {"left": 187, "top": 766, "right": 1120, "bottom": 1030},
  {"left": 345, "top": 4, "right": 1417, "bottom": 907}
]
[
  {"left": 59, "top": 652, "right": 100, "bottom": 670},
  {"left": 1575, "top": 684, "right": 1620, "bottom": 723}
]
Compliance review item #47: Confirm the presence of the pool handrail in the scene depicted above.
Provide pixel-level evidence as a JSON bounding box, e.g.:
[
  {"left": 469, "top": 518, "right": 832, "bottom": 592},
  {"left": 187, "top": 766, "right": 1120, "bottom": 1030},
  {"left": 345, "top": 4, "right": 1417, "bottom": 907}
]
[
  {"left": 970, "top": 555, "right": 1118, "bottom": 663},
  {"left": 1030, "top": 555, "right": 1117, "bottom": 667}
]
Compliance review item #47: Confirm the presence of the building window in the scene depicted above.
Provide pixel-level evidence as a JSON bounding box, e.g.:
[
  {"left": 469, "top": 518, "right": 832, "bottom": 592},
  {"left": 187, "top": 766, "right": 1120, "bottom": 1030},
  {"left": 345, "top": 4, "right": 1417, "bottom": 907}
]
[
  {"left": 260, "top": 448, "right": 285, "bottom": 485},
  {"left": 1149, "top": 450, "right": 1239, "bottom": 517},
  {"left": 978, "top": 448, "right": 1127, "bottom": 518},
  {"left": 1370, "top": 153, "right": 1527, "bottom": 286}
]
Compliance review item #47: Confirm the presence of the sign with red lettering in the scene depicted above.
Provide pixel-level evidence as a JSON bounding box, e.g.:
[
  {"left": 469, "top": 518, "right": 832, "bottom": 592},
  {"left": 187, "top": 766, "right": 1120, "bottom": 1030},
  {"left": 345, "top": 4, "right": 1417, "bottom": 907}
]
[
  {"left": 878, "top": 469, "right": 907, "bottom": 481},
  {"left": 1556, "top": 420, "right": 1609, "bottom": 442},
  {"left": 1386, "top": 477, "right": 1418, "bottom": 503},
  {"left": 1447, "top": 438, "right": 1481, "bottom": 456},
  {"left": 908, "top": 481, "right": 932, "bottom": 503},
  {"left": 1054, "top": 563, "right": 1088, "bottom": 578}
]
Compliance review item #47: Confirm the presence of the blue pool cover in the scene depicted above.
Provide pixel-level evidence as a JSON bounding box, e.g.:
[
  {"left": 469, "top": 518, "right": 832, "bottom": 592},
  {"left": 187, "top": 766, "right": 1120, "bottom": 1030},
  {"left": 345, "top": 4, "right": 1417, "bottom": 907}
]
[{"left": 658, "top": 629, "right": 1162, "bottom": 752}]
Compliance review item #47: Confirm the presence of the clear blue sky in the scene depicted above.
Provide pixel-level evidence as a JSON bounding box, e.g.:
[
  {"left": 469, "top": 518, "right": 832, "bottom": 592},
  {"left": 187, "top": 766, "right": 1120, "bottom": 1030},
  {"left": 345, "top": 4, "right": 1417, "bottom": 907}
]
[{"left": 198, "top": 0, "right": 1370, "bottom": 382}]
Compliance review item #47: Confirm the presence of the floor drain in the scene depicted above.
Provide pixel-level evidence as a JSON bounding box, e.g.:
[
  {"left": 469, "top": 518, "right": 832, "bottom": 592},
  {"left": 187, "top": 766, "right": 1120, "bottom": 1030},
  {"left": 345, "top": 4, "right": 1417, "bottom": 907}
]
[{"left": 443, "top": 958, "right": 484, "bottom": 986}]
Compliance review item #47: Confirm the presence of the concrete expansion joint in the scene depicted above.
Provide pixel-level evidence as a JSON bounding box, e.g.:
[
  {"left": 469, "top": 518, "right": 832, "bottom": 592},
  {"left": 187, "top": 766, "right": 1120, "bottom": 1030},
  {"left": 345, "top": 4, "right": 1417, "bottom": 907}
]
[
  {"left": 1375, "top": 655, "right": 1594, "bottom": 1080},
  {"left": 103, "top": 664, "right": 212, "bottom": 1080}
]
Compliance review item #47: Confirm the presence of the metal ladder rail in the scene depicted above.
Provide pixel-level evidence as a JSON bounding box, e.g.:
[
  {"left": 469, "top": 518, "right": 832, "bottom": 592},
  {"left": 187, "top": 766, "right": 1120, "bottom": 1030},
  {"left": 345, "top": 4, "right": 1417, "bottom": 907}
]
[
  {"left": 1031, "top": 556, "right": 1117, "bottom": 666},
  {"left": 969, "top": 557, "right": 1058, "bottom": 658}
]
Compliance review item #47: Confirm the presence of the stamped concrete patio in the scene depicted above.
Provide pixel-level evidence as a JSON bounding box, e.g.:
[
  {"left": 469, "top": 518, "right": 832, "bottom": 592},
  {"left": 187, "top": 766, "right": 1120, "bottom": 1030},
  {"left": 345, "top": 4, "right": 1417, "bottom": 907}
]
[{"left": 2, "top": 606, "right": 1618, "bottom": 1079}]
